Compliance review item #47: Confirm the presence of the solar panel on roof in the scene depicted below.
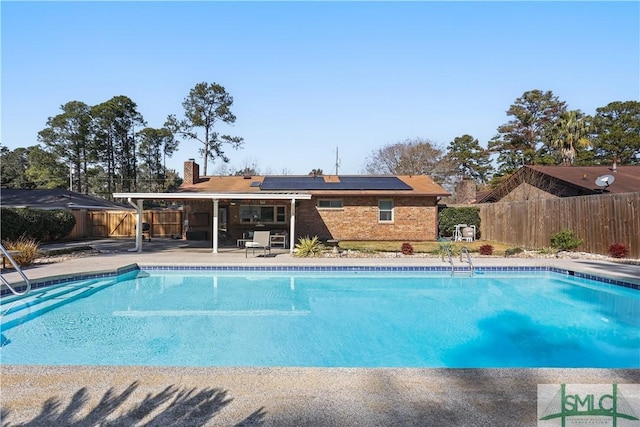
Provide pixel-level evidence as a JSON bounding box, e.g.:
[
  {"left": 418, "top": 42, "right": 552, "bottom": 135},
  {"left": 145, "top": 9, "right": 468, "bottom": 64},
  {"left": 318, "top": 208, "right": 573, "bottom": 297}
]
[
  {"left": 340, "top": 177, "right": 412, "bottom": 190},
  {"left": 260, "top": 176, "right": 412, "bottom": 191}
]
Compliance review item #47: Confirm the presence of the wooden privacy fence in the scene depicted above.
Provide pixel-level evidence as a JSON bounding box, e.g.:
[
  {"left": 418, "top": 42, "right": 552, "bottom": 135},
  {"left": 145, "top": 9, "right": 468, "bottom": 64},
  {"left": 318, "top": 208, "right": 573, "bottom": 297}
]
[
  {"left": 478, "top": 192, "right": 640, "bottom": 258},
  {"left": 87, "top": 210, "right": 183, "bottom": 238},
  {"left": 68, "top": 209, "right": 90, "bottom": 239}
]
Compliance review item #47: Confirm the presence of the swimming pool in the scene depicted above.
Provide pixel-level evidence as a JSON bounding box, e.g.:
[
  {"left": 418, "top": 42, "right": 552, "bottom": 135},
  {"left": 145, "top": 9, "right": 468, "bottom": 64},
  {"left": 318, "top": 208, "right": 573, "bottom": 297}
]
[{"left": 1, "top": 268, "right": 638, "bottom": 368}]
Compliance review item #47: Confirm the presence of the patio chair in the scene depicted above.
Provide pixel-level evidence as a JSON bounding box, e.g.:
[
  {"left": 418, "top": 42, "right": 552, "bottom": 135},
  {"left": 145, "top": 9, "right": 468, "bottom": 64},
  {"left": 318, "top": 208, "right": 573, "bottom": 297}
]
[{"left": 245, "top": 230, "right": 271, "bottom": 257}]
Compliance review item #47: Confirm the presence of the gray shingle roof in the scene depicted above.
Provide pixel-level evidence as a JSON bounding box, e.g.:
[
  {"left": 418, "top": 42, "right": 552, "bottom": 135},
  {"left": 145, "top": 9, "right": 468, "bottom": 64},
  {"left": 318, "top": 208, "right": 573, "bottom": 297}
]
[{"left": 0, "top": 189, "right": 132, "bottom": 210}]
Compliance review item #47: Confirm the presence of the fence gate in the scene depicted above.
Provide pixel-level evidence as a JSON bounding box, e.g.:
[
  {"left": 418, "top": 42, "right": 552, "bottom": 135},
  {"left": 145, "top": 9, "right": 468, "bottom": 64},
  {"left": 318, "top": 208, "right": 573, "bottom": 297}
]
[{"left": 86, "top": 210, "right": 183, "bottom": 238}]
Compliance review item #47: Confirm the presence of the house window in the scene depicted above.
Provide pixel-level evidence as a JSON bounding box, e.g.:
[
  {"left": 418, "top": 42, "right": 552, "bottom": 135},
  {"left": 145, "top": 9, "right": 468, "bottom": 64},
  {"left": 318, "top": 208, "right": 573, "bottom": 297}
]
[
  {"left": 378, "top": 200, "right": 394, "bottom": 222},
  {"left": 240, "top": 205, "right": 286, "bottom": 223},
  {"left": 317, "top": 199, "right": 343, "bottom": 209}
]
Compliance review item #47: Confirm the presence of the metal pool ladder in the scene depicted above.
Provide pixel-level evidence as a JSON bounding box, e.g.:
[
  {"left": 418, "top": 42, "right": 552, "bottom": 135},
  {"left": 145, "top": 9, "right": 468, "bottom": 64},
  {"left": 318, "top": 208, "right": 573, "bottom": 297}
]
[
  {"left": 1, "top": 243, "right": 31, "bottom": 296},
  {"left": 441, "top": 244, "right": 455, "bottom": 275},
  {"left": 459, "top": 246, "right": 474, "bottom": 276},
  {"left": 441, "top": 245, "right": 474, "bottom": 276}
]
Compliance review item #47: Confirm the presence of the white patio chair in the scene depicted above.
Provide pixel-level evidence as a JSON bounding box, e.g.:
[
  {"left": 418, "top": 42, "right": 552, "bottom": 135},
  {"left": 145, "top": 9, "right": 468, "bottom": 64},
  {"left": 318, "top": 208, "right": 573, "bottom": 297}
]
[{"left": 245, "top": 230, "right": 271, "bottom": 257}]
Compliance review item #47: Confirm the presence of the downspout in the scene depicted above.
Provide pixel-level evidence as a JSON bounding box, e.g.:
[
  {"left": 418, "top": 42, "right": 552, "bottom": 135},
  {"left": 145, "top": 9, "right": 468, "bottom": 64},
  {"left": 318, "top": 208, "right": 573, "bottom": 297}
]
[
  {"left": 436, "top": 196, "right": 442, "bottom": 240},
  {"left": 127, "top": 198, "right": 143, "bottom": 252},
  {"left": 212, "top": 198, "right": 219, "bottom": 254}
]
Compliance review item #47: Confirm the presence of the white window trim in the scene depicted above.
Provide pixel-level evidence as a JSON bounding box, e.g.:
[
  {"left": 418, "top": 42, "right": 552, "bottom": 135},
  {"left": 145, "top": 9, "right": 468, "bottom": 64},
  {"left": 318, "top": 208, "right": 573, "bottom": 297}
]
[{"left": 378, "top": 199, "right": 394, "bottom": 223}]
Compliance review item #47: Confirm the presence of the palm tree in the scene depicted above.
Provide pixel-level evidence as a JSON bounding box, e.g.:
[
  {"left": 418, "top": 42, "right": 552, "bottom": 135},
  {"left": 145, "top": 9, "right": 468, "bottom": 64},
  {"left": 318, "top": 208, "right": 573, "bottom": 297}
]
[{"left": 551, "top": 110, "right": 591, "bottom": 165}]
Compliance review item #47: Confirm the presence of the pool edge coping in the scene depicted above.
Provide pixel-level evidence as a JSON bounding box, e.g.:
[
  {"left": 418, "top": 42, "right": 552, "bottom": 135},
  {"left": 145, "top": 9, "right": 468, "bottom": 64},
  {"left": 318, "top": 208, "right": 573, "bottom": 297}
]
[{"left": 2, "top": 262, "right": 638, "bottom": 297}]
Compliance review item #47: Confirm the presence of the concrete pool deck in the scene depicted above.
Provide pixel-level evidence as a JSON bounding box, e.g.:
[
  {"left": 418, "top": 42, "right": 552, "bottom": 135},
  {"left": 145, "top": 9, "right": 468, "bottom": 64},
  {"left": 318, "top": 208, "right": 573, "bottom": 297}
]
[
  {"left": 1, "top": 239, "right": 639, "bottom": 426},
  {"left": 2, "top": 237, "right": 640, "bottom": 286}
]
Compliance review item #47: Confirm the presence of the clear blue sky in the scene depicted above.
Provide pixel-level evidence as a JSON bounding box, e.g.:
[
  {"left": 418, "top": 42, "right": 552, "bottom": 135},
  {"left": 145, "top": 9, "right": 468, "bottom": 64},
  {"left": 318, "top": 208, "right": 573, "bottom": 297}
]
[{"left": 2, "top": 1, "right": 639, "bottom": 177}]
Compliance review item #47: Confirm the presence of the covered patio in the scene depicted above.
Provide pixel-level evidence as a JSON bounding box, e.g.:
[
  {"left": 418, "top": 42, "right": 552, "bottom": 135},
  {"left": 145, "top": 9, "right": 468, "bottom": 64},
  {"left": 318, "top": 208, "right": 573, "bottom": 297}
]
[{"left": 113, "top": 192, "right": 312, "bottom": 254}]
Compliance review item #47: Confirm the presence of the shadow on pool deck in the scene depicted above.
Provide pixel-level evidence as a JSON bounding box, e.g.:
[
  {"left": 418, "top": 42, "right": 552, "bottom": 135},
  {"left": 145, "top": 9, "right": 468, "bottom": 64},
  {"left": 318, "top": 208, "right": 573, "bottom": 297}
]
[
  {"left": 2, "top": 366, "right": 639, "bottom": 426},
  {"left": 0, "top": 371, "right": 266, "bottom": 426}
]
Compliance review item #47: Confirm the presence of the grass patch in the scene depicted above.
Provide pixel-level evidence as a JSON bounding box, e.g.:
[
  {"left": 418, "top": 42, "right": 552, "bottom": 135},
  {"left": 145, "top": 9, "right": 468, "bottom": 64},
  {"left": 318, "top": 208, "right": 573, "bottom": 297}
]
[{"left": 337, "top": 240, "right": 514, "bottom": 256}]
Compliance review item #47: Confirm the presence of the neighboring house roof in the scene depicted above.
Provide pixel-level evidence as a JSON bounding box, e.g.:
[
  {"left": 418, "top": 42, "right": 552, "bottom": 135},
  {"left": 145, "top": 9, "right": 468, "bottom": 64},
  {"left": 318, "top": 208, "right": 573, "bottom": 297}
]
[
  {"left": 475, "top": 190, "right": 492, "bottom": 203},
  {"left": 478, "top": 165, "right": 640, "bottom": 203},
  {"left": 0, "top": 188, "right": 133, "bottom": 210},
  {"left": 178, "top": 175, "right": 450, "bottom": 197}
]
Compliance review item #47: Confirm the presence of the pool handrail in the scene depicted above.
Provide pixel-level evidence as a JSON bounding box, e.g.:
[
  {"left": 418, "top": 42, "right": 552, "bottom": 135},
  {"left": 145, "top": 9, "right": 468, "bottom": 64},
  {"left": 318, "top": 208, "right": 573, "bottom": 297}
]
[
  {"left": 441, "top": 245, "right": 455, "bottom": 275},
  {"left": 460, "top": 246, "right": 474, "bottom": 276},
  {"left": 0, "top": 243, "right": 31, "bottom": 296}
]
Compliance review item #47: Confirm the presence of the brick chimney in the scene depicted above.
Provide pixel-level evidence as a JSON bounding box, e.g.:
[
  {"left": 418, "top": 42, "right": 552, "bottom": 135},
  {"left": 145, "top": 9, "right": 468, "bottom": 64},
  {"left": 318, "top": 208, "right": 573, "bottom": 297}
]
[
  {"left": 455, "top": 178, "right": 477, "bottom": 204},
  {"left": 184, "top": 159, "right": 200, "bottom": 185}
]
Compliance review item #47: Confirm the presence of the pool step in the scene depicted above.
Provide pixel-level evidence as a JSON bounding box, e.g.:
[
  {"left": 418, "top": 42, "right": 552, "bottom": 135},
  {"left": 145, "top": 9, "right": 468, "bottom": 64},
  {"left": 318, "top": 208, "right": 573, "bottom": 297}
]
[{"left": 0, "top": 279, "right": 117, "bottom": 331}]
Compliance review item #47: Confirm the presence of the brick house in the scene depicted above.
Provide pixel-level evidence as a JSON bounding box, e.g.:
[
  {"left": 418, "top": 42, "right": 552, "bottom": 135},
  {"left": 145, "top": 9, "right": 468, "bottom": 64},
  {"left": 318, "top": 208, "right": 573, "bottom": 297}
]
[{"left": 178, "top": 159, "right": 449, "bottom": 249}]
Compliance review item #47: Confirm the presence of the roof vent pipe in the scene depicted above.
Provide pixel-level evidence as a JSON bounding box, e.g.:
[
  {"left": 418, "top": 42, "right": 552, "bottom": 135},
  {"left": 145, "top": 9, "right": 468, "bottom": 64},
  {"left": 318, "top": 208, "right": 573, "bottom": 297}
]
[{"left": 612, "top": 156, "right": 618, "bottom": 173}]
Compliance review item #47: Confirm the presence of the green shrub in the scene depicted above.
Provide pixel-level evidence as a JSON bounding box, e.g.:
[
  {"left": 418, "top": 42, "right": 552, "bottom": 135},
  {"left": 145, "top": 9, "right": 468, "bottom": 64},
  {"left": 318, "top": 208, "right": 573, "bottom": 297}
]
[
  {"left": 294, "top": 236, "right": 325, "bottom": 257},
  {"left": 437, "top": 241, "right": 458, "bottom": 257},
  {"left": 0, "top": 208, "right": 22, "bottom": 240},
  {"left": 550, "top": 229, "right": 583, "bottom": 252},
  {"left": 2, "top": 237, "right": 41, "bottom": 267},
  {"left": 504, "top": 247, "right": 523, "bottom": 257},
  {"left": 47, "top": 210, "right": 76, "bottom": 240},
  {"left": 17, "top": 208, "right": 49, "bottom": 241},
  {"left": 439, "top": 207, "right": 480, "bottom": 238},
  {"left": 0, "top": 208, "right": 75, "bottom": 242}
]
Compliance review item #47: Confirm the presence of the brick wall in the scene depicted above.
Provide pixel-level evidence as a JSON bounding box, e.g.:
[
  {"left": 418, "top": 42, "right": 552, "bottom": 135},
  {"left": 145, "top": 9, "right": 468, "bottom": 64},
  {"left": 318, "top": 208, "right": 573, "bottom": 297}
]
[
  {"left": 184, "top": 196, "right": 440, "bottom": 242},
  {"left": 296, "top": 196, "right": 439, "bottom": 241},
  {"left": 183, "top": 199, "right": 212, "bottom": 239}
]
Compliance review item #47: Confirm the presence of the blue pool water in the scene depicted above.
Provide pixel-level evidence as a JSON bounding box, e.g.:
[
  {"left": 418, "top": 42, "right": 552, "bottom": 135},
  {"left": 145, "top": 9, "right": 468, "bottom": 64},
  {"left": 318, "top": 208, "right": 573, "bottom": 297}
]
[{"left": 1, "top": 269, "right": 638, "bottom": 367}]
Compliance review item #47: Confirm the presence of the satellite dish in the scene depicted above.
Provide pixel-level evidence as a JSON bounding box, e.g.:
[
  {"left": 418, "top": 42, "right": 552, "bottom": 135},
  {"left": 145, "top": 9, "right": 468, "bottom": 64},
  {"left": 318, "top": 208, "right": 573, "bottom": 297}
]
[{"left": 595, "top": 174, "right": 615, "bottom": 187}]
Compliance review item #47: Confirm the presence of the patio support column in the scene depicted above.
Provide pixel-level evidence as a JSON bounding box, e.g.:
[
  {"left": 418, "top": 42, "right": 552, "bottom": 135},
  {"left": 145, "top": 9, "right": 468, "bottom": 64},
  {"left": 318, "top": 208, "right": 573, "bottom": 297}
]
[
  {"left": 289, "top": 198, "right": 296, "bottom": 253},
  {"left": 137, "top": 199, "right": 144, "bottom": 252},
  {"left": 126, "top": 198, "right": 143, "bottom": 253},
  {"left": 212, "top": 198, "right": 219, "bottom": 254}
]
